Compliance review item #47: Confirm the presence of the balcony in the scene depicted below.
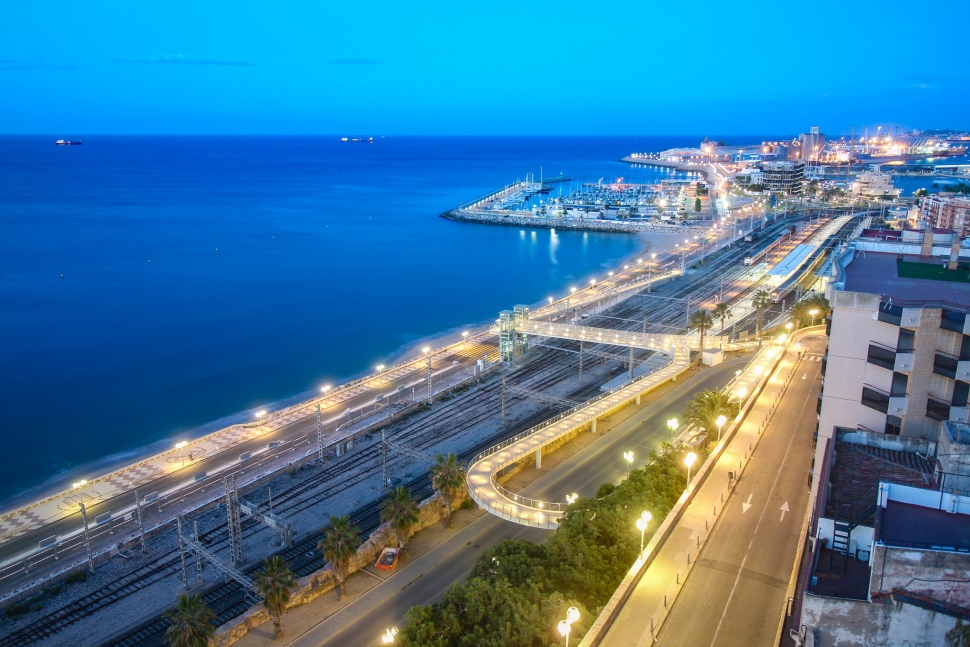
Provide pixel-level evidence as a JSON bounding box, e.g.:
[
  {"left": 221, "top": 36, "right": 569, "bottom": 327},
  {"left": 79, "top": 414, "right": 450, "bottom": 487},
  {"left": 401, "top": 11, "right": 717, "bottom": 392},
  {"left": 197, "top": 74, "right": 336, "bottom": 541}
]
[
  {"left": 934, "top": 351, "right": 959, "bottom": 379},
  {"left": 941, "top": 309, "right": 967, "bottom": 334},
  {"left": 894, "top": 352, "right": 914, "bottom": 372},
  {"left": 951, "top": 406, "right": 970, "bottom": 424},
  {"left": 861, "top": 384, "right": 891, "bottom": 414},
  {"left": 926, "top": 395, "right": 951, "bottom": 422},
  {"left": 867, "top": 343, "right": 897, "bottom": 371},
  {"left": 889, "top": 395, "right": 908, "bottom": 416}
]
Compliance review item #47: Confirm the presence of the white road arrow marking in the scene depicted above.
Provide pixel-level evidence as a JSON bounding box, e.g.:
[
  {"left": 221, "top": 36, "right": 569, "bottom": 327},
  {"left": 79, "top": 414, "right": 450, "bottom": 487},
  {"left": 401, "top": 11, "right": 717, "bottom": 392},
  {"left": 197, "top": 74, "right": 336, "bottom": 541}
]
[
  {"left": 780, "top": 501, "right": 790, "bottom": 521},
  {"left": 742, "top": 493, "right": 753, "bottom": 513},
  {"left": 802, "top": 373, "right": 807, "bottom": 380}
]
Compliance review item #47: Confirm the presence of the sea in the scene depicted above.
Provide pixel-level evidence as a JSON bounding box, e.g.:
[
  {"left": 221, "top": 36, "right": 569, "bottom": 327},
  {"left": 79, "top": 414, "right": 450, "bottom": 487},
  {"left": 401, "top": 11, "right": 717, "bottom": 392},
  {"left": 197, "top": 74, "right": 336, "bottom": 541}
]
[{"left": 0, "top": 134, "right": 719, "bottom": 506}]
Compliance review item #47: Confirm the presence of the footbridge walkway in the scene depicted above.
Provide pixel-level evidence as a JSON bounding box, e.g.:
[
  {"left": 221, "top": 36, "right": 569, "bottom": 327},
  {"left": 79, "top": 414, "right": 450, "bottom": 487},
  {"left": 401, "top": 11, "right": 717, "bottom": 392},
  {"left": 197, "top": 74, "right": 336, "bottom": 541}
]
[{"left": 468, "top": 315, "right": 733, "bottom": 529}]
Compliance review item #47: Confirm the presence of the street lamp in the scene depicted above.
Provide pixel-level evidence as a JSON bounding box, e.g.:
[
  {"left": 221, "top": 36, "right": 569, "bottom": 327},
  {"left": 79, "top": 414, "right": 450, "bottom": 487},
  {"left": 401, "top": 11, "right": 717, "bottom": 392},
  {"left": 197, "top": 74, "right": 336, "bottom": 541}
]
[
  {"left": 462, "top": 331, "right": 470, "bottom": 343},
  {"left": 381, "top": 627, "right": 398, "bottom": 644},
  {"left": 684, "top": 452, "right": 698, "bottom": 489},
  {"left": 256, "top": 410, "right": 267, "bottom": 433},
  {"left": 716, "top": 415, "right": 727, "bottom": 444},
  {"left": 376, "top": 364, "right": 385, "bottom": 376},
  {"left": 72, "top": 479, "right": 87, "bottom": 490},
  {"left": 667, "top": 418, "right": 678, "bottom": 441},
  {"left": 558, "top": 606, "right": 580, "bottom": 647},
  {"left": 558, "top": 620, "right": 571, "bottom": 647},
  {"left": 636, "top": 510, "right": 652, "bottom": 556},
  {"left": 565, "top": 492, "right": 579, "bottom": 504},
  {"left": 623, "top": 451, "right": 634, "bottom": 473},
  {"left": 175, "top": 440, "right": 188, "bottom": 465},
  {"left": 810, "top": 308, "right": 819, "bottom": 327},
  {"left": 320, "top": 384, "right": 332, "bottom": 407},
  {"left": 736, "top": 387, "right": 747, "bottom": 403}
]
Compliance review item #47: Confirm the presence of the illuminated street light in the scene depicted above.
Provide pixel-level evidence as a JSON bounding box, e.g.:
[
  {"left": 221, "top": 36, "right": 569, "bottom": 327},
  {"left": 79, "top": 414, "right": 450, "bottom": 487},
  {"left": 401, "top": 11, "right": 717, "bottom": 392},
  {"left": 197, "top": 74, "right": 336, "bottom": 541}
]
[
  {"left": 175, "top": 440, "right": 189, "bottom": 466},
  {"left": 623, "top": 451, "right": 634, "bottom": 473},
  {"left": 256, "top": 410, "right": 267, "bottom": 433},
  {"left": 558, "top": 620, "right": 571, "bottom": 647},
  {"left": 567, "top": 606, "right": 580, "bottom": 624},
  {"left": 667, "top": 417, "right": 679, "bottom": 440},
  {"left": 320, "top": 384, "right": 332, "bottom": 407},
  {"left": 810, "top": 308, "right": 819, "bottom": 326},
  {"left": 736, "top": 387, "right": 747, "bottom": 402},
  {"left": 462, "top": 331, "right": 469, "bottom": 343},
  {"left": 716, "top": 415, "right": 727, "bottom": 444},
  {"left": 565, "top": 492, "right": 579, "bottom": 504},
  {"left": 72, "top": 479, "right": 87, "bottom": 490},
  {"left": 381, "top": 627, "right": 398, "bottom": 644},
  {"left": 376, "top": 364, "right": 385, "bottom": 376},
  {"left": 636, "top": 510, "right": 652, "bottom": 556},
  {"left": 684, "top": 452, "right": 698, "bottom": 489}
]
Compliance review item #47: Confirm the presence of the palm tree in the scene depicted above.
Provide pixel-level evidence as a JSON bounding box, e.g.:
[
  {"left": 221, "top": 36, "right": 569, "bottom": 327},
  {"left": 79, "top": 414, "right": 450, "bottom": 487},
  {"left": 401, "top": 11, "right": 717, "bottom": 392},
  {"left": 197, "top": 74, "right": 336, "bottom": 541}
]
[
  {"left": 163, "top": 593, "right": 216, "bottom": 647},
  {"left": 254, "top": 556, "right": 297, "bottom": 641},
  {"left": 318, "top": 515, "right": 362, "bottom": 600},
  {"left": 684, "top": 390, "right": 739, "bottom": 446},
  {"left": 430, "top": 453, "right": 467, "bottom": 528},
  {"left": 714, "top": 303, "right": 733, "bottom": 338},
  {"left": 380, "top": 486, "right": 420, "bottom": 551},
  {"left": 688, "top": 309, "right": 714, "bottom": 353},
  {"left": 752, "top": 289, "right": 773, "bottom": 346},
  {"left": 788, "top": 301, "right": 808, "bottom": 330}
]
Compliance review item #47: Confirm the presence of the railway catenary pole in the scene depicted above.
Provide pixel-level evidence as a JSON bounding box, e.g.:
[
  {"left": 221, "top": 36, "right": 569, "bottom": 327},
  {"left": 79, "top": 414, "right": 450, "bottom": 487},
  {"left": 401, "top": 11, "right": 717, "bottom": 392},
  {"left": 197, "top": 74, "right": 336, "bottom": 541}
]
[
  {"left": 194, "top": 521, "right": 202, "bottom": 582},
  {"left": 79, "top": 502, "right": 94, "bottom": 574},
  {"left": 177, "top": 514, "right": 187, "bottom": 589},
  {"left": 134, "top": 490, "right": 146, "bottom": 553},
  {"left": 426, "top": 352, "right": 433, "bottom": 406}
]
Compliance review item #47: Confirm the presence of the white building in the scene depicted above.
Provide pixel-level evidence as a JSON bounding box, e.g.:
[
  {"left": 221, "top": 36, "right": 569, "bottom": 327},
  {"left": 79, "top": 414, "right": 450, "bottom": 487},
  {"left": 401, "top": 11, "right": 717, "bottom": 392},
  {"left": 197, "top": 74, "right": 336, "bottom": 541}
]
[{"left": 851, "top": 171, "right": 900, "bottom": 198}]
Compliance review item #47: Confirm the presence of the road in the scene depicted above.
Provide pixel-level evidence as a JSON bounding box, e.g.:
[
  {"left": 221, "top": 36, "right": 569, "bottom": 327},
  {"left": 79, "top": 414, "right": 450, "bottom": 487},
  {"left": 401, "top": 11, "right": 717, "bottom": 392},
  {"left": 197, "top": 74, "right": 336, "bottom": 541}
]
[
  {"left": 273, "top": 358, "right": 751, "bottom": 647},
  {"left": 654, "top": 334, "right": 824, "bottom": 646}
]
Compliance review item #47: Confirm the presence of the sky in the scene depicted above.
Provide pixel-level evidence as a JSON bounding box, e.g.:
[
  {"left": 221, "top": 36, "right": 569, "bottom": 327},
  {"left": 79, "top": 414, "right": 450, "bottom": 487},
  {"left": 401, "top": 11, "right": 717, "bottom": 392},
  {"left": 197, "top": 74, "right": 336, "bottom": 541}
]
[{"left": 1, "top": 0, "right": 968, "bottom": 136}]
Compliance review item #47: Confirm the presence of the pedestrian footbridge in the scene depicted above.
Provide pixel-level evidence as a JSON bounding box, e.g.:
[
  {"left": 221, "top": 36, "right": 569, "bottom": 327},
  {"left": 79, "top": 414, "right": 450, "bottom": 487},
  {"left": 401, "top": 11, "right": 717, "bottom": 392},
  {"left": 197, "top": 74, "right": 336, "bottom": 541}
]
[{"left": 466, "top": 319, "right": 693, "bottom": 529}]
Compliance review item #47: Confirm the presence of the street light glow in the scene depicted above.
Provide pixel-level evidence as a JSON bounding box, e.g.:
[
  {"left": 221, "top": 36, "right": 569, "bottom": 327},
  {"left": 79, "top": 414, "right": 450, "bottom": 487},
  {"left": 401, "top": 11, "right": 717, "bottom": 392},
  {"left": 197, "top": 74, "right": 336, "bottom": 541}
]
[
  {"left": 72, "top": 479, "right": 87, "bottom": 489},
  {"left": 321, "top": 385, "right": 331, "bottom": 394}
]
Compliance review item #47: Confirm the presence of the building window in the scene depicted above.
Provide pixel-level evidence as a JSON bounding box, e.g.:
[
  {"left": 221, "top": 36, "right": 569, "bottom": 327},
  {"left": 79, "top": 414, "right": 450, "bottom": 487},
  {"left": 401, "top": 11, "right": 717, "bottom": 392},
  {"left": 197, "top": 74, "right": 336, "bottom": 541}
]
[
  {"left": 891, "top": 372, "right": 909, "bottom": 396},
  {"left": 867, "top": 343, "right": 896, "bottom": 371},
  {"left": 954, "top": 381, "right": 970, "bottom": 408},
  {"left": 941, "top": 309, "right": 966, "bottom": 333},
  {"left": 926, "top": 396, "right": 951, "bottom": 422},
  {"left": 934, "top": 352, "right": 959, "bottom": 379},
  {"left": 897, "top": 328, "right": 916, "bottom": 353},
  {"left": 861, "top": 385, "right": 890, "bottom": 414},
  {"left": 878, "top": 303, "right": 903, "bottom": 326},
  {"left": 885, "top": 415, "right": 902, "bottom": 436}
]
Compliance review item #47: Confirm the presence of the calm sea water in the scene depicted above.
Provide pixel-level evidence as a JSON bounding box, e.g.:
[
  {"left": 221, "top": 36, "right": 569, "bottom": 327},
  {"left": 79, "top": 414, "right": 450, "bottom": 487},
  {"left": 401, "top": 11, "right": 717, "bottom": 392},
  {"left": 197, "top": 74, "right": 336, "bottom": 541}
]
[{"left": 0, "top": 135, "right": 714, "bottom": 504}]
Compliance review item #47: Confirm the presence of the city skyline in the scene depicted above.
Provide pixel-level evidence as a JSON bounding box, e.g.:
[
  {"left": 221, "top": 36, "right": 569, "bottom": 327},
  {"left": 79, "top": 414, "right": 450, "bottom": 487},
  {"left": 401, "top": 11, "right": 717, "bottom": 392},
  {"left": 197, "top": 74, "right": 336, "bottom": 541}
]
[{"left": 2, "top": 0, "right": 969, "bottom": 135}]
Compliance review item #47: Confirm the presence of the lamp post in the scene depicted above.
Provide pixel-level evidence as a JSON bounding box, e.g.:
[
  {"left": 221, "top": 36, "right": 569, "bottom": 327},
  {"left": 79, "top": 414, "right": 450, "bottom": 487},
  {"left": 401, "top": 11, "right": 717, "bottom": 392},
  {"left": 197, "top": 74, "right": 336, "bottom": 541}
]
[
  {"left": 667, "top": 418, "right": 678, "bottom": 441},
  {"left": 320, "top": 384, "right": 332, "bottom": 408},
  {"left": 175, "top": 441, "right": 188, "bottom": 466},
  {"left": 376, "top": 364, "right": 385, "bottom": 377},
  {"left": 636, "top": 510, "right": 652, "bottom": 557},
  {"left": 558, "top": 606, "right": 580, "bottom": 647},
  {"left": 256, "top": 410, "right": 267, "bottom": 433},
  {"left": 810, "top": 308, "right": 819, "bottom": 327},
  {"left": 381, "top": 627, "right": 398, "bottom": 644},
  {"left": 423, "top": 347, "right": 432, "bottom": 405},
  {"left": 684, "top": 452, "right": 697, "bottom": 490},
  {"left": 716, "top": 415, "right": 726, "bottom": 444},
  {"left": 623, "top": 451, "right": 634, "bottom": 473}
]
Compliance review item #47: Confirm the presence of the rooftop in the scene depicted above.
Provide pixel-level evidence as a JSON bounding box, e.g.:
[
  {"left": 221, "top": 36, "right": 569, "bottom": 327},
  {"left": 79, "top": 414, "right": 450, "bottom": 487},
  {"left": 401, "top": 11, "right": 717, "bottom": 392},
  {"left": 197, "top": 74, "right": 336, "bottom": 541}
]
[
  {"left": 880, "top": 499, "right": 970, "bottom": 551},
  {"left": 841, "top": 251, "right": 970, "bottom": 306}
]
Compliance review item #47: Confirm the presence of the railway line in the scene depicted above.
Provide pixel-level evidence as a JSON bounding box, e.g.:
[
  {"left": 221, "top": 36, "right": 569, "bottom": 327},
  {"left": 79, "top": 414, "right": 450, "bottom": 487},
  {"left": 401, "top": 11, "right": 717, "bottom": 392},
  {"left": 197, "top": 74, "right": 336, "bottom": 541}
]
[{"left": 1, "top": 211, "right": 825, "bottom": 646}]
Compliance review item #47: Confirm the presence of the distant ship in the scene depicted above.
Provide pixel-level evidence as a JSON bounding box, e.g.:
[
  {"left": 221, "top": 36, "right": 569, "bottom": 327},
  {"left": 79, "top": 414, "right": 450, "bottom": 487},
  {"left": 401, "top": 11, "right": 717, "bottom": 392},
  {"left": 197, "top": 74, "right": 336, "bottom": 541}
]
[
  {"left": 340, "top": 137, "right": 374, "bottom": 143},
  {"left": 55, "top": 139, "right": 82, "bottom": 146}
]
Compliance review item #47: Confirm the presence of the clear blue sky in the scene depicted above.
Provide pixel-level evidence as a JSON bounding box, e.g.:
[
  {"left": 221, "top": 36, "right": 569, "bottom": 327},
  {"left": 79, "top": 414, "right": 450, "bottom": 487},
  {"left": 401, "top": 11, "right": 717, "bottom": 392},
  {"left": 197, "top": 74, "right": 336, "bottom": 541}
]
[{"left": 2, "top": 0, "right": 967, "bottom": 135}]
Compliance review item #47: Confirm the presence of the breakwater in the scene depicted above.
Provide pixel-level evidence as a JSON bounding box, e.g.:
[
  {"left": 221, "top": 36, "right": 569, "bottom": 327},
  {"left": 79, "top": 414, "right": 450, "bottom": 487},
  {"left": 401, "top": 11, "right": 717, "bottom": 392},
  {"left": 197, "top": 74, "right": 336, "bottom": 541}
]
[{"left": 441, "top": 208, "right": 687, "bottom": 234}]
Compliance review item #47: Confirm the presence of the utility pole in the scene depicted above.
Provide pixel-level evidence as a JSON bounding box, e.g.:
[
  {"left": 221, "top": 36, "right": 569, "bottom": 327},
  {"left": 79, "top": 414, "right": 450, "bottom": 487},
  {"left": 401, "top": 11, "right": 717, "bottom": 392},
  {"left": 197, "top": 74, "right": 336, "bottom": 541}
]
[
  {"left": 79, "top": 503, "right": 94, "bottom": 574},
  {"left": 425, "top": 351, "right": 433, "bottom": 406},
  {"left": 578, "top": 340, "right": 584, "bottom": 383},
  {"left": 178, "top": 515, "right": 187, "bottom": 589}
]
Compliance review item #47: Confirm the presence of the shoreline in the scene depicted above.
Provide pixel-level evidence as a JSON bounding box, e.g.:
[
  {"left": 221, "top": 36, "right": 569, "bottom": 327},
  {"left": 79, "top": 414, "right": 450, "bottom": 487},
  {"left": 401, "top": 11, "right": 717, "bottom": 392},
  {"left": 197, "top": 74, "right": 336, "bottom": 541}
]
[{"left": 0, "top": 227, "right": 673, "bottom": 517}]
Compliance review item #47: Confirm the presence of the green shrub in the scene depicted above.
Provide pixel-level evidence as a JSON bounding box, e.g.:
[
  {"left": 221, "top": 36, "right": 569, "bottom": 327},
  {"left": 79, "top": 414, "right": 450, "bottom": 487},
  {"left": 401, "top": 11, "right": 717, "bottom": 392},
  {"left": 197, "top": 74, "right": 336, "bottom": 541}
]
[{"left": 65, "top": 571, "right": 87, "bottom": 584}]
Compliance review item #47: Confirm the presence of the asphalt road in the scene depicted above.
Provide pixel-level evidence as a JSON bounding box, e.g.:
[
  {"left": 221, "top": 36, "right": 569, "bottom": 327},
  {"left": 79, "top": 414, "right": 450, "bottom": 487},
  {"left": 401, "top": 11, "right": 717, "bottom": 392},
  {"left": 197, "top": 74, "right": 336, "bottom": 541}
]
[
  {"left": 287, "top": 357, "right": 751, "bottom": 647},
  {"left": 655, "top": 334, "right": 825, "bottom": 647}
]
